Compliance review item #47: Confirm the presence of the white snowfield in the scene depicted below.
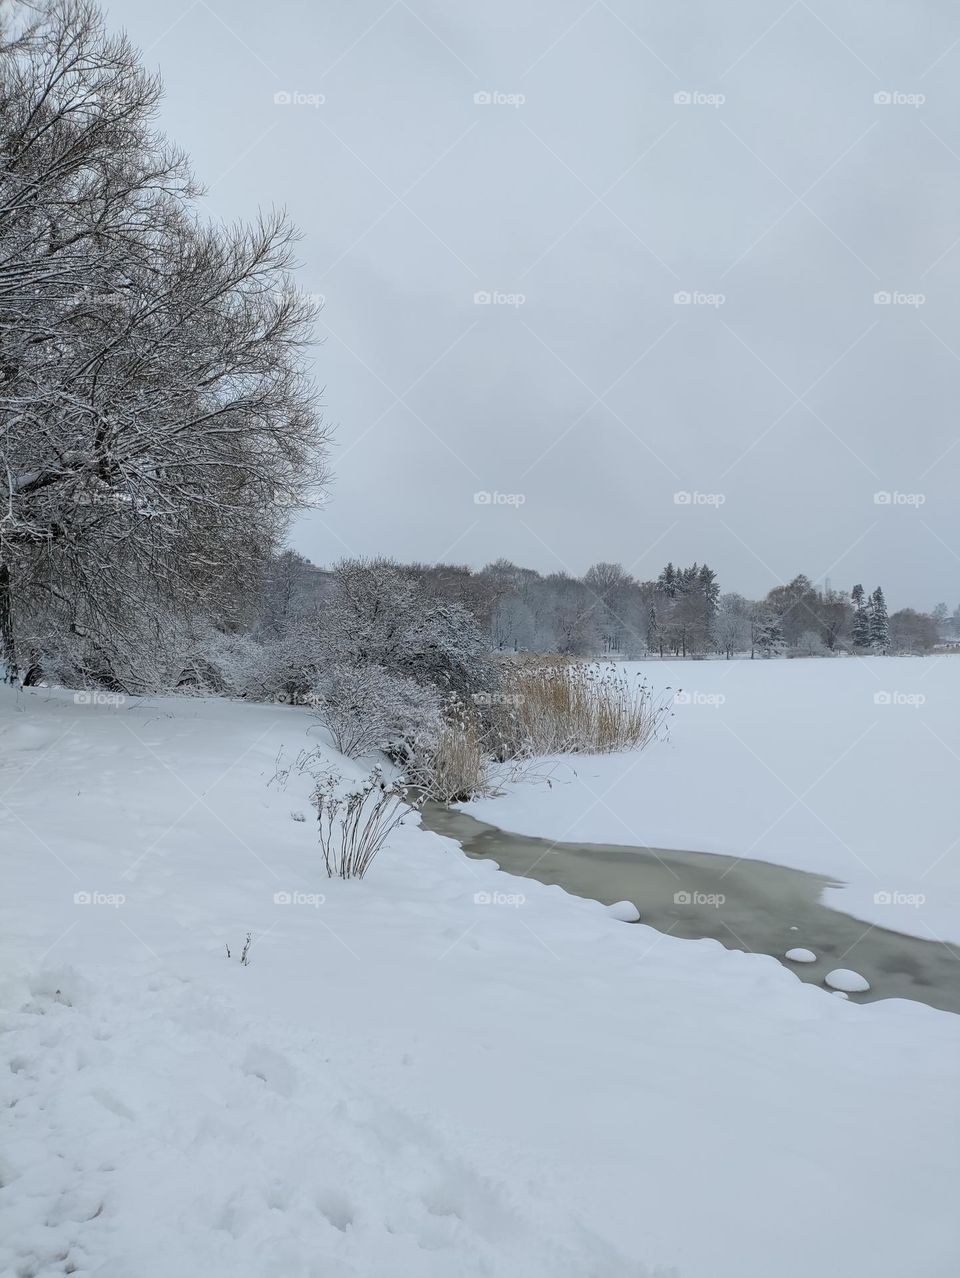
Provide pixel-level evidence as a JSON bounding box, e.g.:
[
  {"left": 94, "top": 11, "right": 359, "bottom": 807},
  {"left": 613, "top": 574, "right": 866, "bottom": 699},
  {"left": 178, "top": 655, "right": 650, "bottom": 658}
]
[
  {"left": 1, "top": 687, "right": 959, "bottom": 1278},
  {"left": 467, "top": 656, "right": 960, "bottom": 943}
]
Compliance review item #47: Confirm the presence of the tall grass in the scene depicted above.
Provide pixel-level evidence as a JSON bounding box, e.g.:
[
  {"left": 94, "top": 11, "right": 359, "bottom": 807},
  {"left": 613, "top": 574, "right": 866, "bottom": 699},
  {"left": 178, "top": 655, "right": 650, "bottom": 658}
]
[
  {"left": 485, "top": 661, "right": 671, "bottom": 758},
  {"left": 406, "top": 718, "right": 493, "bottom": 803}
]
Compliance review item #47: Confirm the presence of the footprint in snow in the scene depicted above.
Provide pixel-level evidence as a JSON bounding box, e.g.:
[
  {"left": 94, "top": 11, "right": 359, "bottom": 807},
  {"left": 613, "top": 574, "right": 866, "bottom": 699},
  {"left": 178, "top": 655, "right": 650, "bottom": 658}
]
[{"left": 240, "top": 1045, "right": 298, "bottom": 1098}]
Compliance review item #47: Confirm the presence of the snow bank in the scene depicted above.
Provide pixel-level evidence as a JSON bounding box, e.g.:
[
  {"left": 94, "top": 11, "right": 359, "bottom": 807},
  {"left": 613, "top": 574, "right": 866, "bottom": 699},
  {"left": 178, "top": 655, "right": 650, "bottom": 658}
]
[
  {"left": 1, "top": 686, "right": 958, "bottom": 1278},
  {"left": 466, "top": 656, "right": 960, "bottom": 942}
]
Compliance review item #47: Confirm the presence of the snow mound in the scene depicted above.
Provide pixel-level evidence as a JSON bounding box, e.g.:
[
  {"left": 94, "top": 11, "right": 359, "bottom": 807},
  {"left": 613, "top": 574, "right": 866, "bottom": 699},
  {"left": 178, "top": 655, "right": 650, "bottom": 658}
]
[
  {"left": 825, "top": 969, "right": 871, "bottom": 993},
  {"left": 606, "top": 900, "right": 640, "bottom": 923},
  {"left": 784, "top": 948, "right": 817, "bottom": 963}
]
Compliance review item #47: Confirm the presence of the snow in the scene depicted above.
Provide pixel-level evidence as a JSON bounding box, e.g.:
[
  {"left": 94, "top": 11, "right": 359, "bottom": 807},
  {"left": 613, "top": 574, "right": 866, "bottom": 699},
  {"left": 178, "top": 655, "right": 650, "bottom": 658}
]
[
  {"left": 606, "top": 900, "right": 640, "bottom": 922},
  {"left": 825, "top": 969, "right": 872, "bottom": 993},
  {"left": 785, "top": 948, "right": 817, "bottom": 963},
  {"left": 466, "top": 656, "right": 960, "bottom": 942},
  {"left": 1, "top": 686, "right": 959, "bottom": 1278}
]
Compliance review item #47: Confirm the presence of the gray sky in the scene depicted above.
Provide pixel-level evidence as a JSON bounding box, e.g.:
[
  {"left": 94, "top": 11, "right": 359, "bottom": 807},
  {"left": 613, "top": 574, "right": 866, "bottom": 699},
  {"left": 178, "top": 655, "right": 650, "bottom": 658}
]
[{"left": 106, "top": 0, "right": 960, "bottom": 608}]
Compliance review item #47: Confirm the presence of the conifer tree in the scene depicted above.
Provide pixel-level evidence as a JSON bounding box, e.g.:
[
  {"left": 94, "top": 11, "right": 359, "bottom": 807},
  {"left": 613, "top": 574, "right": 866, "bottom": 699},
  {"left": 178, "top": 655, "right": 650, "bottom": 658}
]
[
  {"left": 852, "top": 585, "right": 870, "bottom": 649},
  {"left": 869, "top": 587, "right": 889, "bottom": 653}
]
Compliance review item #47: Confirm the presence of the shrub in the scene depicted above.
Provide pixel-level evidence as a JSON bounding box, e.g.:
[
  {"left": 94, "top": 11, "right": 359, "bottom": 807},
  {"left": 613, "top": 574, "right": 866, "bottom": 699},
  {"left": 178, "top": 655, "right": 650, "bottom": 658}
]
[
  {"left": 789, "top": 631, "right": 829, "bottom": 658},
  {"left": 179, "top": 626, "right": 323, "bottom": 703},
  {"left": 314, "top": 771, "right": 416, "bottom": 879},
  {"left": 311, "top": 663, "right": 440, "bottom": 760},
  {"left": 179, "top": 630, "right": 276, "bottom": 698}
]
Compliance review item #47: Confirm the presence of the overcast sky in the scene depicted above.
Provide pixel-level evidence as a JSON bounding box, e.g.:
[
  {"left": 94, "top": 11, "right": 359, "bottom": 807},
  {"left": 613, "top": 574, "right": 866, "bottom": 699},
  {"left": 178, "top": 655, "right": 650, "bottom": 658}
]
[{"left": 105, "top": 0, "right": 960, "bottom": 608}]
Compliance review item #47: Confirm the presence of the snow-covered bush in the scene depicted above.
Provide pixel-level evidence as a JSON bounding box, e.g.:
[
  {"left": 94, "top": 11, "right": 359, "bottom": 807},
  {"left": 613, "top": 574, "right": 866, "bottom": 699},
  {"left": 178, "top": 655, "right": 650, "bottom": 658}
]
[
  {"left": 16, "top": 591, "right": 196, "bottom": 695},
  {"left": 180, "top": 631, "right": 278, "bottom": 698},
  {"left": 789, "top": 631, "right": 829, "bottom": 658},
  {"left": 175, "top": 621, "right": 330, "bottom": 703},
  {"left": 311, "top": 664, "right": 440, "bottom": 760},
  {"left": 323, "top": 559, "right": 497, "bottom": 703}
]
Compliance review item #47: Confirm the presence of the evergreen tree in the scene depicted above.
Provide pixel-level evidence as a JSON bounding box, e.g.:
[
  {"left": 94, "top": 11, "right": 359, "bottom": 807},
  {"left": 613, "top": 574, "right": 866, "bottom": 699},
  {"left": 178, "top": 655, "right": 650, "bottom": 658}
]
[
  {"left": 851, "top": 584, "right": 870, "bottom": 649},
  {"left": 869, "top": 587, "right": 889, "bottom": 652},
  {"left": 697, "top": 564, "right": 720, "bottom": 612},
  {"left": 657, "top": 563, "right": 678, "bottom": 598}
]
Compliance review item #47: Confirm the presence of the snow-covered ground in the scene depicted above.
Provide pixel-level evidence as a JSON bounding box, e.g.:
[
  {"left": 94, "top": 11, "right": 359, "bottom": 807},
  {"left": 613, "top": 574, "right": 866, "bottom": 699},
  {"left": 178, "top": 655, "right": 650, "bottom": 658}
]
[
  {"left": 2, "top": 686, "right": 959, "bottom": 1278},
  {"left": 466, "top": 656, "right": 960, "bottom": 943}
]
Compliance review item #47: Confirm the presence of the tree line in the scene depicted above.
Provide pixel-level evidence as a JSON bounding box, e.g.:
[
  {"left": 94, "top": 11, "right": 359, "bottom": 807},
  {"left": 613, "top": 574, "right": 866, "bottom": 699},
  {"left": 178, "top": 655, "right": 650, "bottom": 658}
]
[{"left": 266, "top": 554, "right": 954, "bottom": 661}]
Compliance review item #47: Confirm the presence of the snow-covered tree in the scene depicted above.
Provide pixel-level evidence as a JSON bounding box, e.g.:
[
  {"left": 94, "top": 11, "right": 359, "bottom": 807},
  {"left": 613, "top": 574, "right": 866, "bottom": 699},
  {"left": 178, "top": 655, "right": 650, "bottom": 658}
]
[
  {"left": 545, "top": 573, "right": 602, "bottom": 656},
  {"left": 888, "top": 609, "right": 938, "bottom": 654},
  {"left": 712, "top": 593, "right": 752, "bottom": 658},
  {"left": 931, "top": 602, "right": 949, "bottom": 640},
  {"left": 0, "top": 1, "right": 330, "bottom": 684},
  {"left": 750, "top": 605, "right": 782, "bottom": 658},
  {"left": 817, "top": 589, "right": 851, "bottom": 651},
  {"left": 851, "top": 585, "right": 870, "bottom": 649},
  {"left": 583, "top": 562, "right": 637, "bottom": 653},
  {"left": 765, "top": 575, "right": 819, "bottom": 647},
  {"left": 490, "top": 594, "right": 538, "bottom": 652},
  {"left": 646, "top": 605, "right": 663, "bottom": 657},
  {"left": 869, "top": 587, "right": 889, "bottom": 653},
  {"left": 657, "top": 563, "right": 679, "bottom": 598},
  {"left": 323, "top": 559, "right": 494, "bottom": 701}
]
